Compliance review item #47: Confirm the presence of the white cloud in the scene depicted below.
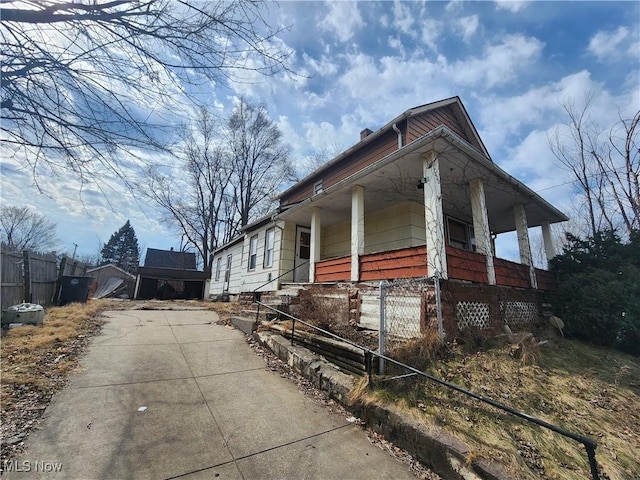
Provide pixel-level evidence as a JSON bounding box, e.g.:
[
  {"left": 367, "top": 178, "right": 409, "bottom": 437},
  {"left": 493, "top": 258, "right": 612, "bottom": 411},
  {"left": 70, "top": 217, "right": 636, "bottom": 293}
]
[
  {"left": 336, "top": 52, "right": 452, "bottom": 121},
  {"left": 455, "top": 15, "right": 480, "bottom": 43},
  {"left": 320, "top": 1, "right": 364, "bottom": 42},
  {"left": 494, "top": 0, "right": 529, "bottom": 13},
  {"left": 303, "top": 52, "right": 339, "bottom": 77},
  {"left": 392, "top": 1, "right": 415, "bottom": 36},
  {"left": 477, "top": 70, "right": 597, "bottom": 152},
  {"left": 421, "top": 19, "right": 443, "bottom": 52},
  {"left": 449, "top": 34, "right": 544, "bottom": 88},
  {"left": 445, "top": 0, "right": 463, "bottom": 13},
  {"left": 588, "top": 26, "right": 630, "bottom": 61},
  {"left": 388, "top": 36, "right": 403, "bottom": 51}
]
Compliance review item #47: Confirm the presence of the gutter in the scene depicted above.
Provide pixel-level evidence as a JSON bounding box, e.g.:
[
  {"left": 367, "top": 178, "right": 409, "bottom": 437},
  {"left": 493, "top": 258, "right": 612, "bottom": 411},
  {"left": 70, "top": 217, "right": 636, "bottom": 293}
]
[
  {"left": 277, "top": 125, "right": 568, "bottom": 224},
  {"left": 392, "top": 123, "right": 402, "bottom": 149}
]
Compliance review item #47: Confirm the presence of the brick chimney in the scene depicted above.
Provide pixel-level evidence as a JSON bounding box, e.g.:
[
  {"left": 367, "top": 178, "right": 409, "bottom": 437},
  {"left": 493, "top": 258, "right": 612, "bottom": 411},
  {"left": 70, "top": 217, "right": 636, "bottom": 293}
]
[{"left": 360, "top": 128, "right": 373, "bottom": 141}]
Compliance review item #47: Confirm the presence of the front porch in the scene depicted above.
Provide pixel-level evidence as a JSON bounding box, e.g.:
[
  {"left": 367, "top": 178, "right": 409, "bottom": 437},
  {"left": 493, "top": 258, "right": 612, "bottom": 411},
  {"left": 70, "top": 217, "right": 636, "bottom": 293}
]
[
  {"left": 278, "top": 128, "right": 566, "bottom": 291},
  {"left": 313, "top": 244, "right": 555, "bottom": 290}
]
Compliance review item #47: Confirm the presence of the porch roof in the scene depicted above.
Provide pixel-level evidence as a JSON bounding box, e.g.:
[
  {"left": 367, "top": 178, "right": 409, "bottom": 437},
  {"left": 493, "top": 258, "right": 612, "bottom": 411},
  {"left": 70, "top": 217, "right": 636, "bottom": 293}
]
[
  {"left": 277, "top": 126, "right": 568, "bottom": 235},
  {"left": 278, "top": 97, "right": 492, "bottom": 202}
]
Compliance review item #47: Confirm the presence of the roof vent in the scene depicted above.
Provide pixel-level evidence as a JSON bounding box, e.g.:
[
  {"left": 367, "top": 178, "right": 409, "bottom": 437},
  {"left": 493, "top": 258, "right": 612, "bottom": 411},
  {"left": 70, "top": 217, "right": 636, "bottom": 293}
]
[{"left": 360, "top": 128, "right": 373, "bottom": 141}]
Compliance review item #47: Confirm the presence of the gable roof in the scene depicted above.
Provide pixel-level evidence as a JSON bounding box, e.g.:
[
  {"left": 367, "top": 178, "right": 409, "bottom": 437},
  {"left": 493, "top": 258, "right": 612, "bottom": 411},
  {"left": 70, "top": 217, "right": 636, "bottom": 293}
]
[
  {"left": 144, "top": 248, "right": 197, "bottom": 270},
  {"left": 86, "top": 263, "right": 136, "bottom": 279},
  {"left": 277, "top": 96, "right": 488, "bottom": 201}
]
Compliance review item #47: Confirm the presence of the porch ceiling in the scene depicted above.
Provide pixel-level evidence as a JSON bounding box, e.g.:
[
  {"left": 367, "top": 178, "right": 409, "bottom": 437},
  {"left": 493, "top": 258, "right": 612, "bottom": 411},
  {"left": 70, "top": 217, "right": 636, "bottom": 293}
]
[{"left": 281, "top": 129, "right": 567, "bottom": 234}]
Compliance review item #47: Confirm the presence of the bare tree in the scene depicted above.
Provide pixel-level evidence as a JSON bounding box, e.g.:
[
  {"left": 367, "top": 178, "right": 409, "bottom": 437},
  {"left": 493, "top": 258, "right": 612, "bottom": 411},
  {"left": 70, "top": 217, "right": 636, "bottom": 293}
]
[
  {"left": 227, "top": 97, "right": 293, "bottom": 226},
  {"left": 1, "top": 0, "right": 291, "bottom": 188},
  {"left": 0, "top": 205, "right": 59, "bottom": 252},
  {"left": 146, "top": 108, "right": 235, "bottom": 270},
  {"left": 549, "top": 94, "right": 640, "bottom": 238},
  {"left": 293, "top": 143, "right": 345, "bottom": 181}
]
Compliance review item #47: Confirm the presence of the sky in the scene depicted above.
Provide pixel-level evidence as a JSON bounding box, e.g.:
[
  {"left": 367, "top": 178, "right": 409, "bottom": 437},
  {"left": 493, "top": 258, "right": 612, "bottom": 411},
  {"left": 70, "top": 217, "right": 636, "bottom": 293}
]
[{"left": 1, "top": 0, "right": 639, "bottom": 264}]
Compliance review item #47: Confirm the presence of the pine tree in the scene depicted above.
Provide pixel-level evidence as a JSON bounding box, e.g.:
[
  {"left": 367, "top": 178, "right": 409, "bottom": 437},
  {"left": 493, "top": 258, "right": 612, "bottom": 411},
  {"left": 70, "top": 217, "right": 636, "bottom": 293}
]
[{"left": 101, "top": 220, "right": 140, "bottom": 274}]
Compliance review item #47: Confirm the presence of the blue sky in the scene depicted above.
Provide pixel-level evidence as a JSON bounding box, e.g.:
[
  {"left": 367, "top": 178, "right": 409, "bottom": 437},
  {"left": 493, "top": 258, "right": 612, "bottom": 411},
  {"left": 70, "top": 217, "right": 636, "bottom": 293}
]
[{"left": 2, "top": 0, "right": 639, "bottom": 263}]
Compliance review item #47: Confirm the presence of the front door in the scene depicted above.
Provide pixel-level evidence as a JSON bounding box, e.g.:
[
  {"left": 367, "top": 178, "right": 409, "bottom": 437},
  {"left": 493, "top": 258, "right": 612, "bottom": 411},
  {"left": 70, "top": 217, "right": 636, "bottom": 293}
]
[{"left": 294, "top": 227, "right": 311, "bottom": 283}]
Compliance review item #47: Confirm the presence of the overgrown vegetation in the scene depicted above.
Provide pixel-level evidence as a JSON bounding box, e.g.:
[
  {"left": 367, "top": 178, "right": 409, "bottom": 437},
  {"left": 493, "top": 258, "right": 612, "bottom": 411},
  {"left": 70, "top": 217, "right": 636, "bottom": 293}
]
[
  {"left": 550, "top": 230, "right": 640, "bottom": 355},
  {"left": 351, "top": 329, "right": 640, "bottom": 480},
  {"left": 1, "top": 301, "right": 109, "bottom": 462},
  {"left": 293, "top": 288, "right": 349, "bottom": 333}
]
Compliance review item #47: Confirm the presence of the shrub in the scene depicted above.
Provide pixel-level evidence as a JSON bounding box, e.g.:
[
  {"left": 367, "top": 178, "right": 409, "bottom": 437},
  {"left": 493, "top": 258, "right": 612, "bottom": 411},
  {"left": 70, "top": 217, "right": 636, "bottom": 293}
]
[{"left": 550, "top": 230, "right": 640, "bottom": 355}]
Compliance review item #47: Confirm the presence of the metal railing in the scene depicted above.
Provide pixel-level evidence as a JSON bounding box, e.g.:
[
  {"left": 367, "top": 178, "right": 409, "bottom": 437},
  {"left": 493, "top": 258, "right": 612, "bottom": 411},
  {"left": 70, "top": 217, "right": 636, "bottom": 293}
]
[
  {"left": 253, "top": 261, "right": 309, "bottom": 298},
  {"left": 253, "top": 299, "right": 600, "bottom": 480}
]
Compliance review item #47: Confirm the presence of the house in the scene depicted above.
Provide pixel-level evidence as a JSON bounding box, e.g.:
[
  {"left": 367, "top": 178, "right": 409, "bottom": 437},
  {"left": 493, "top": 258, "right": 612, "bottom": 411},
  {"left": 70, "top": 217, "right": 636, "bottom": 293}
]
[
  {"left": 135, "top": 248, "right": 209, "bottom": 300},
  {"left": 210, "top": 97, "right": 566, "bottom": 332},
  {"left": 86, "top": 263, "right": 136, "bottom": 299}
]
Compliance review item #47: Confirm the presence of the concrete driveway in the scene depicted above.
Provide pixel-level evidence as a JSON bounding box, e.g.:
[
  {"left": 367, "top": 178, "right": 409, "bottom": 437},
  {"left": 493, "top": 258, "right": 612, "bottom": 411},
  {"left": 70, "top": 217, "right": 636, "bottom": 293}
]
[{"left": 4, "top": 308, "right": 415, "bottom": 479}]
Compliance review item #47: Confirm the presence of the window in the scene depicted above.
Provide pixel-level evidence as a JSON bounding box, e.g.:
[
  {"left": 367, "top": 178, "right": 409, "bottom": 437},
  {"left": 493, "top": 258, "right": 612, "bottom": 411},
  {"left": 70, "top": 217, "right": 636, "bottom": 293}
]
[
  {"left": 263, "top": 228, "right": 275, "bottom": 268},
  {"left": 313, "top": 180, "right": 323, "bottom": 195},
  {"left": 224, "top": 255, "right": 232, "bottom": 289},
  {"left": 447, "top": 217, "right": 472, "bottom": 251},
  {"left": 214, "top": 257, "right": 222, "bottom": 281},
  {"left": 248, "top": 235, "right": 258, "bottom": 270},
  {"left": 299, "top": 230, "right": 311, "bottom": 260}
]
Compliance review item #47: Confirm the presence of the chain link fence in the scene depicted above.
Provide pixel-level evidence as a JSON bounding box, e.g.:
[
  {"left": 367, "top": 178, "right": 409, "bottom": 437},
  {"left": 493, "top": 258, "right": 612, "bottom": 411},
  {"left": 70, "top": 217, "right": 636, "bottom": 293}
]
[{"left": 379, "top": 275, "right": 442, "bottom": 371}]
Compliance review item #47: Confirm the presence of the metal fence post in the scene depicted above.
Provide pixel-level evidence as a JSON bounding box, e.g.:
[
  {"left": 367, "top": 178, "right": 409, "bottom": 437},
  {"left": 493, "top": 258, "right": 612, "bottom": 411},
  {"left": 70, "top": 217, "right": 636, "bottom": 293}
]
[
  {"left": 378, "top": 280, "right": 386, "bottom": 375},
  {"left": 434, "top": 271, "right": 444, "bottom": 339}
]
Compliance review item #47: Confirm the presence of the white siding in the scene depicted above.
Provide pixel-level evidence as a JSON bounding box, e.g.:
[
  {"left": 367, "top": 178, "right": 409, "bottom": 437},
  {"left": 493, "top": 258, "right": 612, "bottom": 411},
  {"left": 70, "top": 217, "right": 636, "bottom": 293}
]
[
  {"left": 321, "top": 201, "right": 426, "bottom": 260},
  {"left": 279, "top": 221, "right": 297, "bottom": 283},
  {"left": 209, "top": 241, "right": 244, "bottom": 296},
  {"left": 365, "top": 201, "right": 425, "bottom": 253}
]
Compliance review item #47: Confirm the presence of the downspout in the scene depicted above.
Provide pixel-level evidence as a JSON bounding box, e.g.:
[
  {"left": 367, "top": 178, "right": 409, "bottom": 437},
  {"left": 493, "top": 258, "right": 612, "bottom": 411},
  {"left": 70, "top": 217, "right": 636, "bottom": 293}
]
[{"left": 392, "top": 123, "right": 403, "bottom": 149}]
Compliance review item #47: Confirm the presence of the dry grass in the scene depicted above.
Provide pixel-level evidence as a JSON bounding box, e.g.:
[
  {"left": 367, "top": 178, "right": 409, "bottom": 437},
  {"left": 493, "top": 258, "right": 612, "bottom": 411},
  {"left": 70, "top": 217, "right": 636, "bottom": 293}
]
[
  {"left": 351, "top": 329, "right": 640, "bottom": 480},
  {"left": 1, "top": 300, "right": 110, "bottom": 461}
]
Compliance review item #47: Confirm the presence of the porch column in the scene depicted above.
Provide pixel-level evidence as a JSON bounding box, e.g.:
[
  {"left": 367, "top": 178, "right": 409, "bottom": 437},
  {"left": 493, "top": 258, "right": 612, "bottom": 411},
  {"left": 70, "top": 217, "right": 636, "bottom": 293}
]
[
  {"left": 470, "top": 178, "right": 496, "bottom": 285},
  {"left": 351, "top": 185, "right": 365, "bottom": 281},
  {"left": 541, "top": 221, "right": 555, "bottom": 264},
  {"left": 423, "top": 153, "right": 447, "bottom": 279},
  {"left": 513, "top": 203, "right": 537, "bottom": 289},
  {"left": 310, "top": 207, "right": 321, "bottom": 282}
]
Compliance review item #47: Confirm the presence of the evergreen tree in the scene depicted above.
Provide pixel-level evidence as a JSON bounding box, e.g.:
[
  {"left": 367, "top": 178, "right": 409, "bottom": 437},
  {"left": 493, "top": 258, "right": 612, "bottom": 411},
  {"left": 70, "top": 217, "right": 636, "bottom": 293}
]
[
  {"left": 101, "top": 220, "right": 140, "bottom": 274},
  {"left": 550, "top": 229, "right": 640, "bottom": 355}
]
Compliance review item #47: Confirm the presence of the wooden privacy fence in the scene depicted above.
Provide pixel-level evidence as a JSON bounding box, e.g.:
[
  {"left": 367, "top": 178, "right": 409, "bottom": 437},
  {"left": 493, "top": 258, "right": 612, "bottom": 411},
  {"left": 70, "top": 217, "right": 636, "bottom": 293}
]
[{"left": 0, "top": 244, "right": 87, "bottom": 312}]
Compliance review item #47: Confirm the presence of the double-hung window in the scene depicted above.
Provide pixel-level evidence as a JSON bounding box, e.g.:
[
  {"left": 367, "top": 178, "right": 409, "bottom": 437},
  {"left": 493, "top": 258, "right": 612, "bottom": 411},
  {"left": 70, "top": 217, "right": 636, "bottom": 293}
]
[
  {"left": 263, "top": 228, "right": 275, "bottom": 268},
  {"left": 248, "top": 235, "right": 258, "bottom": 270},
  {"left": 214, "top": 257, "right": 222, "bottom": 281}
]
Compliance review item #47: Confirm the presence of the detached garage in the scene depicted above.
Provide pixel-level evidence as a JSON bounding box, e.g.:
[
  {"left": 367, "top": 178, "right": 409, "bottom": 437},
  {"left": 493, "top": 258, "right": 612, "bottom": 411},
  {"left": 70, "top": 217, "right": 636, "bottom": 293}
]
[{"left": 134, "top": 248, "right": 209, "bottom": 300}]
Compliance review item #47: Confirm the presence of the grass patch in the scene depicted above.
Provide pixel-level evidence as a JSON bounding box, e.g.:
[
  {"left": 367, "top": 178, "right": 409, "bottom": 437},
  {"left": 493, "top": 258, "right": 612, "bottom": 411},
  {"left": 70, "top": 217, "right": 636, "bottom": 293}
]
[
  {"left": 1, "top": 300, "right": 110, "bottom": 461},
  {"left": 352, "top": 329, "right": 640, "bottom": 480}
]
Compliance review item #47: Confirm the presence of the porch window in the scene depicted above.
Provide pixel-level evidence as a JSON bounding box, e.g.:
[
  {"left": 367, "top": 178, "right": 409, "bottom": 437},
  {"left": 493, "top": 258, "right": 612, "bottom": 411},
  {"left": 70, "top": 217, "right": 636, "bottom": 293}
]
[
  {"left": 263, "top": 228, "right": 275, "bottom": 267},
  {"left": 447, "top": 217, "right": 474, "bottom": 251},
  {"left": 248, "top": 235, "right": 258, "bottom": 270},
  {"left": 215, "top": 257, "right": 222, "bottom": 281}
]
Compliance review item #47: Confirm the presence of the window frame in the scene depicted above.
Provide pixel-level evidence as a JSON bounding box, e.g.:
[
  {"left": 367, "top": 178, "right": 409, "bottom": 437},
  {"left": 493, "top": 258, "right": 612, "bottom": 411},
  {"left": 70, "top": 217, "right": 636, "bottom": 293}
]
[
  {"left": 248, "top": 235, "right": 258, "bottom": 271},
  {"left": 214, "top": 257, "right": 222, "bottom": 281},
  {"left": 446, "top": 216, "right": 473, "bottom": 251},
  {"left": 263, "top": 228, "right": 275, "bottom": 268}
]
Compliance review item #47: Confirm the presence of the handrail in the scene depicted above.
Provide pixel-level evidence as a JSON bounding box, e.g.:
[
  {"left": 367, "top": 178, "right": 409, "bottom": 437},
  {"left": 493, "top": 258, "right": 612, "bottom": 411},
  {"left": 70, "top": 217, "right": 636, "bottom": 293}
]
[
  {"left": 252, "top": 261, "right": 309, "bottom": 294},
  {"left": 253, "top": 300, "right": 600, "bottom": 480}
]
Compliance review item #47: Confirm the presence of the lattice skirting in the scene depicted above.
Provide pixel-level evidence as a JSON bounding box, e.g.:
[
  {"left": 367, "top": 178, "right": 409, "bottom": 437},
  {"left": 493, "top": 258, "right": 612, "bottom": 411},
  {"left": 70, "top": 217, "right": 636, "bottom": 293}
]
[
  {"left": 501, "top": 301, "right": 538, "bottom": 326},
  {"left": 456, "top": 301, "right": 490, "bottom": 330}
]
